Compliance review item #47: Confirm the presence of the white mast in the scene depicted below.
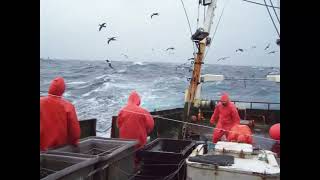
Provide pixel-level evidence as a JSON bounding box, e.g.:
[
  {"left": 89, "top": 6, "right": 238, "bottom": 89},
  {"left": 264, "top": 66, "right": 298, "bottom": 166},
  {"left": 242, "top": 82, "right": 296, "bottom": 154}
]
[
  {"left": 185, "top": 0, "right": 217, "bottom": 104},
  {"left": 182, "top": 0, "right": 218, "bottom": 139}
]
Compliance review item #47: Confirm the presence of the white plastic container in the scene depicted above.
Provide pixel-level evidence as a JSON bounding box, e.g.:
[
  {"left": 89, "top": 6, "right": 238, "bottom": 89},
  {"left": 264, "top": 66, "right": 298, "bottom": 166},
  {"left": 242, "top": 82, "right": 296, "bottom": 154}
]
[
  {"left": 214, "top": 141, "right": 253, "bottom": 158},
  {"left": 186, "top": 142, "right": 280, "bottom": 180},
  {"left": 267, "top": 75, "right": 280, "bottom": 83}
]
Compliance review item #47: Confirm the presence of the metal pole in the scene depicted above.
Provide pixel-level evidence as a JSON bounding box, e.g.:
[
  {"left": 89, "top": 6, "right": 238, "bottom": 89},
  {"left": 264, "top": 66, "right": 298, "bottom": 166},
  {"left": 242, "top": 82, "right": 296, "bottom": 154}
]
[{"left": 182, "top": 0, "right": 218, "bottom": 139}]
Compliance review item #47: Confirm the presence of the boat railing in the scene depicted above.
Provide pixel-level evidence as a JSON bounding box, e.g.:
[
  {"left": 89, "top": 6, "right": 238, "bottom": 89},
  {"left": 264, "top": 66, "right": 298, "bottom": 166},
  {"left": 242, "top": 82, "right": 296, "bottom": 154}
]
[{"left": 213, "top": 99, "right": 280, "bottom": 111}]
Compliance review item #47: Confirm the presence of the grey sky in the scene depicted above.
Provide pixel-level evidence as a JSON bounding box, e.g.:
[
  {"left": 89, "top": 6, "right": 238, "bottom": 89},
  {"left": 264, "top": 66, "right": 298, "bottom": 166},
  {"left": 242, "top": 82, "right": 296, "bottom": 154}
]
[{"left": 40, "top": 0, "right": 280, "bottom": 67}]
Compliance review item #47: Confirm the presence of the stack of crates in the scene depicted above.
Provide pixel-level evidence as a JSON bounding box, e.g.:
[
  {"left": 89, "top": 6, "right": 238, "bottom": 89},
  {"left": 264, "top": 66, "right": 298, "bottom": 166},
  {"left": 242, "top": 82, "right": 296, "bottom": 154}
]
[
  {"left": 40, "top": 153, "right": 98, "bottom": 180},
  {"left": 134, "top": 138, "right": 196, "bottom": 180},
  {"left": 47, "top": 136, "right": 138, "bottom": 180}
]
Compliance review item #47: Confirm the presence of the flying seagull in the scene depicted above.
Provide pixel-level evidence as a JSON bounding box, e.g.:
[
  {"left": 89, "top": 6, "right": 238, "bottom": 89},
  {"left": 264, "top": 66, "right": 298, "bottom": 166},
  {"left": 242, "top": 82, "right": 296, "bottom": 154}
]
[
  {"left": 217, "top": 57, "right": 230, "bottom": 61},
  {"left": 166, "top": 47, "right": 175, "bottom": 51},
  {"left": 121, "top": 53, "right": 128, "bottom": 58},
  {"left": 175, "top": 62, "right": 190, "bottom": 71},
  {"left": 98, "top": 23, "right": 106, "bottom": 31},
  {"left": 236, "top": 48, "right": 244, "bottom": 52},
  {"left": 107, "top": 37, "right": 117, "bottom": 44},
  {"left": 264, "top": 43, "right": 271, "bottom": 50},
  {"left": 151, "top": 13, "right": 159, "bottom": 19},
  {"left": 105, "top": 60, "right": 114, "bottom": 69},
  {"left": 251, "top": 46, "right": 256, "bottom": 49},
  {"left": 268, "top": 50, "right": 277, "bottom": 54}
]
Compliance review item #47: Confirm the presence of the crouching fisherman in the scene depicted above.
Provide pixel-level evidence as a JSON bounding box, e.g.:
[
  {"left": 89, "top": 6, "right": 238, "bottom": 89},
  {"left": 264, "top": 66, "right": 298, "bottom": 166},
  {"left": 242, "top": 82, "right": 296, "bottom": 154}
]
[
  {"left": 227, "top": 124, "right": 253, "bottom": 144},
  {"left": 210, "top": 93, "right": 240, "bottom": 143}
]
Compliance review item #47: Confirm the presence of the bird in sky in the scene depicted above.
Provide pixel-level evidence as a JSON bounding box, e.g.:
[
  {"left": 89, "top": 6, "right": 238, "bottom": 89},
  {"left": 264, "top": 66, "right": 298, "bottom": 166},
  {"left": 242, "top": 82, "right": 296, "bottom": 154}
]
[
  {"left": 166, "top": 47, "right": 175, "bottom": 51},
  {"left": 105, "top": 60, "right": 114, "bottom": 69},
  {"left": 217, "top": 57, "right": 230, "bottom": 61},
  {"left": 121, "top": 53, "right": 128, "bottom": 58},
  {"left": 236, "top": 48, "right": 244, "bottom": 52},
  {"left": 98, "top": 23, "right": 106, "bottom": 31},
  {"left": 268, "top": 50, "right": 277, "bottom": 54},
  {"left": 151, "top": 13, "right": 159, "bottom": 19},
  {"left": 264, "top": 43, "right": 271, "bottom": 50},
  {"left": 107, "top": 37, "right": 117, "bottom": 44}
]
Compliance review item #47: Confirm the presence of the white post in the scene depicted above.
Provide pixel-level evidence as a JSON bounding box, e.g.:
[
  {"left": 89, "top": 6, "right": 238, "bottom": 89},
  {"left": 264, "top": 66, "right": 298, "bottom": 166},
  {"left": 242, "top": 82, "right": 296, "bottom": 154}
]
[{"left": 203, "top": 0, "right": 218, "bottom": 33}]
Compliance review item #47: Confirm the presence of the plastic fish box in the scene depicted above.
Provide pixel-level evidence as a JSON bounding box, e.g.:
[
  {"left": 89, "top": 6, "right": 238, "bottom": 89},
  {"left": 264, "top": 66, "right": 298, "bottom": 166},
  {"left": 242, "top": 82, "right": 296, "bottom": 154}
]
[
  {"left": 138, "top": 138, "right": 196, "bottom": 164},
  {"left": 131, "top": 161, "right": 186, "bottom": 180},
  {"left": 40, "top": 153, "right": 98, "bottom": 180},
  {"left": 49, "top": 136, "right": 138, "bottom": 180}
]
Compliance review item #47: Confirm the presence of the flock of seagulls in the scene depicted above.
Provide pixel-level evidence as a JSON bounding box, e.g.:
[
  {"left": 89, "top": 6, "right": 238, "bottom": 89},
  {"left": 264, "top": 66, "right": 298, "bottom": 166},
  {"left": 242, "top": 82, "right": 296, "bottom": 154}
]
[
  {"left": 98, "top": 22, "right": 118, "bottom": 45},
  {"left": 98, "top": 11, "right": 277, "bottom": 71},
  {"left": 98, "top": 12, "right": 279, "bottom": 87},
  {"left": 98, "top": 22, "right": 118, "bottom": 69},
  {"left": 98, "top": 12, "right": 177, "bottom": 69},
  {"left": 216, "top": 43, "right": 279, "bottom": 62}
]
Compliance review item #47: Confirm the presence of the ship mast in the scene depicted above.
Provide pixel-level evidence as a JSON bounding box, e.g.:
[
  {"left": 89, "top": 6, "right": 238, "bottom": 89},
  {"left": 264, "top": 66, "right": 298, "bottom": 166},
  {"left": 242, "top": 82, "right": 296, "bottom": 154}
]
[
  {"left": 182, "top": 0, "right": 218, "bottom": 138},
  {"left": 187, "top": 0, "right": 217, "bottom": 104}
]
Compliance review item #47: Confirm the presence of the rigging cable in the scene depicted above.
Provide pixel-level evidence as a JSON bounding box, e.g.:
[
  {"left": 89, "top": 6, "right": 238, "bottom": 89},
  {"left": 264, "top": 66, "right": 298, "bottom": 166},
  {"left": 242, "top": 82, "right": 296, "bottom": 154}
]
[
  {"left": 242, "top": 0, "right": 280, "bottom": 9},
  {"left": 269, "top": 0, "right": 280, "bottom": 23},
  {"left": 203, "top": 3, "right": 206, "bottom": 23},
  {"left": 179, "top": 0, "right": 197, "bottom": 54},
  {"left": 197, "top": 0, "right": 200, "bottom": 29},
  {"left": 263, "top": 0, "right": 280, "bottom": 38}
]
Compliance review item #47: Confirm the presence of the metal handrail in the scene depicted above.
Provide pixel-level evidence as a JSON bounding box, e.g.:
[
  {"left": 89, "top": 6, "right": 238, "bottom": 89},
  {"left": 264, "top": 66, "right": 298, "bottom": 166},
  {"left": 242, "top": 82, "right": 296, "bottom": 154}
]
[
  {"left": 213, "top": 99, "right": 280, "bottom": 111},
  {"left": 213, "top": 99, "right": 280, "bottom": 105}
]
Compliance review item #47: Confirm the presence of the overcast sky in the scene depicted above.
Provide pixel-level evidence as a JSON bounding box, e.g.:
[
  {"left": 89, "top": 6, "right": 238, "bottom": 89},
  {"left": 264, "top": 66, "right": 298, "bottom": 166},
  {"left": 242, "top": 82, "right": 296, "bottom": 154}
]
[{"left": 40, "top": 0, "right": 280, "bottom": 67}]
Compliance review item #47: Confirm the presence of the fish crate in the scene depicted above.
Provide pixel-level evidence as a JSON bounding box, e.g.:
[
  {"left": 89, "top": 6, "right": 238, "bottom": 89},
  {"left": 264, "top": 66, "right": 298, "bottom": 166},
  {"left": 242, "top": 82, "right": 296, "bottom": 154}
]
[
  {"left": 40, "top": 153, "right": 98, "bottom": 180},
  {"left": 49, "top": 136, "right": 138, "bottom": 180},
  {"left": 138, "top": 138, "right": 196, "bottom": 164},
  {"left": 130, "top": 160, "right": 186, "bottom": 180}
]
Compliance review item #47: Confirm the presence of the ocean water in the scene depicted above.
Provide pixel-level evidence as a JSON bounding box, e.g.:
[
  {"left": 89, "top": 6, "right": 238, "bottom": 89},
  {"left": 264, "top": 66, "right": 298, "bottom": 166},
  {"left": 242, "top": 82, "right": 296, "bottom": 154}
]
[{"left": 40, "top": 59, "right": 280, "bottom": 137}]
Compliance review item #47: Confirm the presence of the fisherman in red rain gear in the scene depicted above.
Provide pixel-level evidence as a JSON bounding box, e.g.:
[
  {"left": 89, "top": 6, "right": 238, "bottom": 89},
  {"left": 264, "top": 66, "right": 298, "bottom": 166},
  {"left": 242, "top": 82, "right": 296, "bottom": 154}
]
[
  {"left": 210, "top": 93, "right": 240, "bottom": 143},
  {"left": 227, "top": 124, "right": 253, "bottom": 144},
  {"left": 40, "top": 77, "right": 81, "bottom": 151},
  {"left": 117, "top": 91, "right": 154, "bottom": 149}
]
